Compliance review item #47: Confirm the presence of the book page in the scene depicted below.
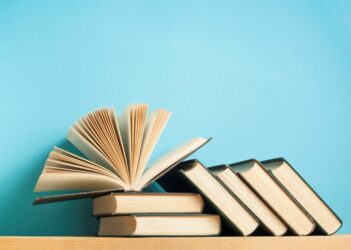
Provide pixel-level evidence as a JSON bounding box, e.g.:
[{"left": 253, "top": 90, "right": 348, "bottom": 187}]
[
  {"left": 118, "top": 106, "right": 132, "bottom": 180},
  {"left": 135, "top": 109, "right": 171, "bottom": 184},
  {"left": 33, "top": 146, "right": 127, "bottom": 192},
  {"left": 34, "top": 172, "right": 126, "bottom": 192},
  {"left": 94, "top": 108, "right": 129, "bottom": 183},
  {"left": 48, "top": 147, "right": 118, "bottom": 178},
  {"left": 118, "top": 104, "right": 148, "bottom": 185},
  {"left": 67, "top": 108, "right": 130, "bottom": 186},
  {"left": 67, "top": 127, "right": 117, "bottom": 173},
  {"left": 135, "top": 137, "right": 209, "bottom": 190},
  {"left": 109, "top": 107, "right": 128, "bottom": 174}
]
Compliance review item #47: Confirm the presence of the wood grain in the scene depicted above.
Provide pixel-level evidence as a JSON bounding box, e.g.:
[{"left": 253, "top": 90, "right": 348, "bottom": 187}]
[{"left": 0, "top": 235, "right": 350, "bottom": 250}]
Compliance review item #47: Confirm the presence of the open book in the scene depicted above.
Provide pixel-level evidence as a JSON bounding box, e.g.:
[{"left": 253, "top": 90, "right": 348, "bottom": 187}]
[{"left": 34, "top": 104, "right": 210, "bottom": 203}]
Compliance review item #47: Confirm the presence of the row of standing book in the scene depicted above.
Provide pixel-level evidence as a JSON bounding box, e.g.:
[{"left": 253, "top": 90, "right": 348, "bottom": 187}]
[
  {"left": 92, "top": 158, "right": 341, "bottom": 236},
  {"left": 32, "top": 105, "right": 342, "bottom": 236}
]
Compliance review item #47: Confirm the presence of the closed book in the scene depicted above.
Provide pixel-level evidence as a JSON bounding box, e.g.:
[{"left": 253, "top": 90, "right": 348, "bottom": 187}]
[
  {"left": 157, "top": 160, "right": 260, "bottom": 236},
  {"left": 97, "top": 214, "right": 221, "bottom": 236},
  {"left": 209, "top": 165, "right": 288, "bottom": 236},
  {"left": 262, "top": 158, "right": 342, "bottom": 235},
  {"left": 93, "top": 192, "right": 204, "bottom": 216},
  {"left": 229, "top": 159, "right": 315, "bottom": 236}
]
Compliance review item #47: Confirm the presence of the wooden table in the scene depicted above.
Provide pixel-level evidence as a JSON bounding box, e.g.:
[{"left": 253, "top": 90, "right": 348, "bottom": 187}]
[{"left": 0, "top": 235, "right": 350, "bottom": 250}]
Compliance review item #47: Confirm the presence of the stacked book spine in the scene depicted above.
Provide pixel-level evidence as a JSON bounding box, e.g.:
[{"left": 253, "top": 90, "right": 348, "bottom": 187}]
[{"left": 93, "top": 193, "right": 221, "bottom": 236}]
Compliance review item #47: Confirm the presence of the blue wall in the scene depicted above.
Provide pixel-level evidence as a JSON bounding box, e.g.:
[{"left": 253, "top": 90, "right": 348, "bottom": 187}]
[{"left": 0, "top": 0, "right": 350, "bottom": 235}]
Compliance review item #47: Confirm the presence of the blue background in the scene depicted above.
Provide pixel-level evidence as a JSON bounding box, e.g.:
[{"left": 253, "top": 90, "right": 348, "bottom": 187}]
[{"left": 0, "top": 0, "right": 350, "bottom": 235}]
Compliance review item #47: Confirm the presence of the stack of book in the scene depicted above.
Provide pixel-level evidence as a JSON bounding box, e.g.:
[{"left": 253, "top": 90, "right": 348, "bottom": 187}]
[
  {"left": 33, "top": 104, "right": 342, "bottom": 237},
  {"left": 93, "top": 192, "right": 221, "bottom": 236}
]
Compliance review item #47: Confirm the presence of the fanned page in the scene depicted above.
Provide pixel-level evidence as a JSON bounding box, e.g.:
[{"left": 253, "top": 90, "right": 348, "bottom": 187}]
[
  {"left": 118, "top": 104, "right": 148, "bottom": 185},
  {"left": 135, "top": 137, "right": 210, "bottom": 190},
  {"left": 34, "top": 105, "right": 211, "bottom": 203},
  {"left": 135, "top": 109, "right": 172, "bottom": 184},
  {"left": 34, "top": 147, "right": 127, "bottom": 192},
  {"left": 67, "top": 108, "right": 130, "bottom": 185},
  {"left": 117, "top": 106, "right": 132, "bottom": 180}
]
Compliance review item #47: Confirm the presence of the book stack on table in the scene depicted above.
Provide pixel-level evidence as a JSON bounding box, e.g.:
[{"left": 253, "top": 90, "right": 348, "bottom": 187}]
[
  {"left": 33, "top": 104, "right": 343, "bottom": 237},
  {"left": 35, "top": 157, "right": 342, "bottom": 237}
]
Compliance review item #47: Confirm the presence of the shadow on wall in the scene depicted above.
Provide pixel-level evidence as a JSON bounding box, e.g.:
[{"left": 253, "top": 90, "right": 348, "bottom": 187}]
[{"left": 0, "top": 139, "right": 98, "bottom": 236}]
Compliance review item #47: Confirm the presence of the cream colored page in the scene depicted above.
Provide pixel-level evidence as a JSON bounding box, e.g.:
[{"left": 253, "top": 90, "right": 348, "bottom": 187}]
[
  {"left": 135, "top": 137, "right": 208, "bottom": 190},
  {"left": 45, "top": 158, "right": 118, "bottom": 178},
  {"left": 93, "top": 108, "right": 130, "bottom": 186},
  {"left": 135, "top": 109, "right": 171, "bottom": 183},
  {"left": 242, "top": 164, "right": 315, "bottom": 235},
  {"left": 34, "top": 172, "right": 125, "bottom": 192},
  {"left": 35, "top": 146, "right": 125, "bottom": 189},
  {"left": 118, "top": 106, "right": 131, "bottom": 177},
  {"left": 67, "top": 127, "right": 117, "bottom": 174},
  {"left": 94, "top": 108, "right": 130, "bottom": 183},
  {"left": 109, "top": 108, "right": 128, "bottom": 169},
  {"left": 273, "top": 163, "right": 340, "bottom": 234},
  {"left": 184, "top": 166, "right": 258, "bottom": 236},
  {"left": 218, "top": 169, "right": 287, "bottom": 235},
  {"left": 52, "top": 147, "right": 114, "bottom": 173},
  {"left": 130, "top": 104, "right": 148, "bottom": 184},
  {"left": 133, "top": 215, "right": 220, "bottom": 236}
]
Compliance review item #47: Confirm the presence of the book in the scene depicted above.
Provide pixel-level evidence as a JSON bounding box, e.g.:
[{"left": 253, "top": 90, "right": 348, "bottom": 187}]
[
  {"left": 33, "top": 105, "right": 210, "bottom": 203},
  {"left": 157, "top": 160, "right": 260, "bottom": 236},
  {"left": 92, "top": 193, "right": 204, "bottom": 216},
  {"left": 209, "top": 165, "right": 288, "bottom": 236},
  {"left": 97, "top": 214, "right": 221, "bottom": 236},
  {"left": 261, "top": 158, "right": 342, "bottom": 235},
  {"left": 229, "top": 159, "right": 315, "bottom": 236}
]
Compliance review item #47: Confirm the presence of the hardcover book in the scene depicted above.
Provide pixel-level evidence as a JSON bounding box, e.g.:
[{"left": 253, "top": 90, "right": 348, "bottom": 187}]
[
  {"left": 229, "top": 159, "right": 315, "bottom": 236},
  {"left": 92, "top": 192, "right": 204, "bottom": 216},
  {"left": 98, "top": 214, "right": 221, "bottom": 236},
  {"left": 33, "top": 104, "right": 210, "bottom": 203},
  {"left": 209, "top": 165, "right": 288, "bottom": 236},
  {"left": 262, "top": 158, "right": 342, "bottom": 235},
  {"left": 158, "top": 159, "right": 260, "bottom": 236}
]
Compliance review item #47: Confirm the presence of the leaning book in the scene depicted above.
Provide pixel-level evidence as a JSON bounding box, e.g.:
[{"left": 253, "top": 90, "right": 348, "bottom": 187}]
[
  {"left": 34, "top": 104, "right": 210, "bottom": 203},
  {"left": 158, "top": 159, "right": 260, "bottom": 236},
  {"left": 261, "top": 158, "right": 342, "bottom": 235}
]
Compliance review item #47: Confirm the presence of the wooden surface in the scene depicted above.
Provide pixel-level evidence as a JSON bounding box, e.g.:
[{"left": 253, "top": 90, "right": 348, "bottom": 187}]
[{"left": 0, "top": 235, "right": 350, "bottom": 250}]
